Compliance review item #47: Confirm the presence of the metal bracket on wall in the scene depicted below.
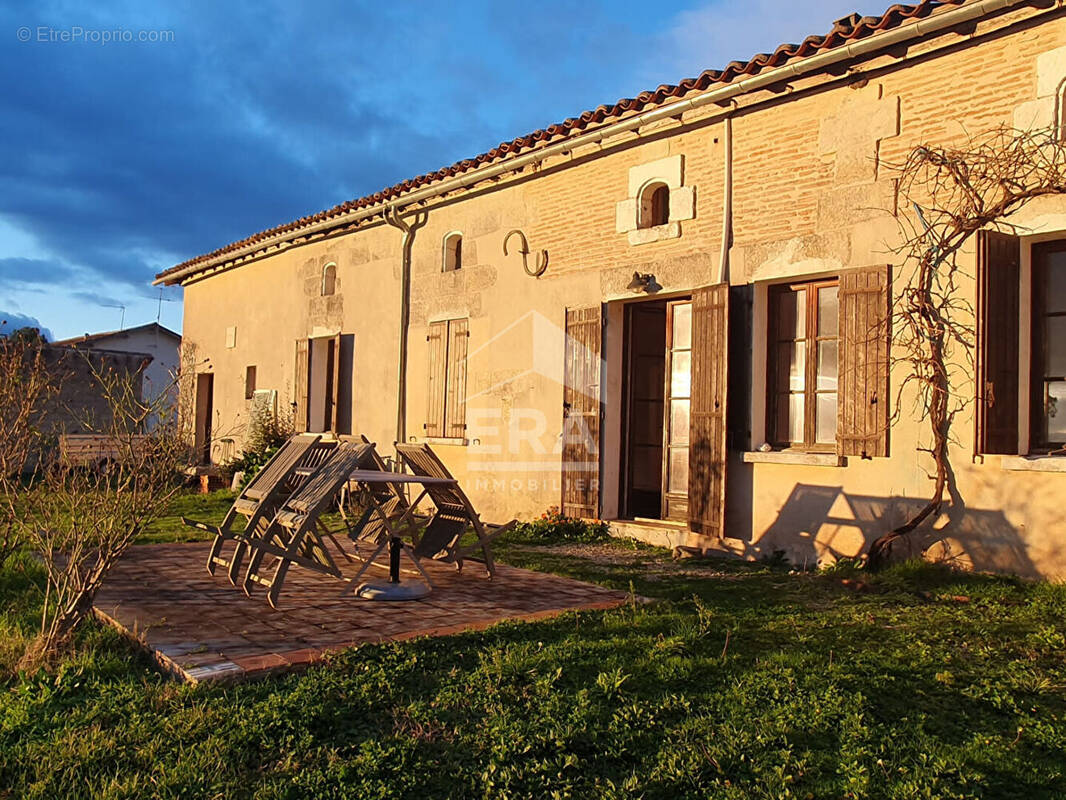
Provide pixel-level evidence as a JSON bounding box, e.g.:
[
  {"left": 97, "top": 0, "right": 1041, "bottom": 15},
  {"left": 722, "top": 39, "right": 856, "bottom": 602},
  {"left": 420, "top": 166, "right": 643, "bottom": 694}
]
[{"left": 503, "top": 229, "right": 549, "bottom": 277}]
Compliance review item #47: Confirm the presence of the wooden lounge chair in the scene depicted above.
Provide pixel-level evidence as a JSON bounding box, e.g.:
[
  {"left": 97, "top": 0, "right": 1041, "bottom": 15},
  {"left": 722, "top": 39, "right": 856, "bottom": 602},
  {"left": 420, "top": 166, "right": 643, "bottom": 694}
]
[
  {"left": 186, "top": 433, "right": 334, "bottom": 584},
  {"left": 395, "top": 443, "right": 516, "bottom": 577},
  {"left": 242, "top": 439, "right": 374, "bottom": 608}
]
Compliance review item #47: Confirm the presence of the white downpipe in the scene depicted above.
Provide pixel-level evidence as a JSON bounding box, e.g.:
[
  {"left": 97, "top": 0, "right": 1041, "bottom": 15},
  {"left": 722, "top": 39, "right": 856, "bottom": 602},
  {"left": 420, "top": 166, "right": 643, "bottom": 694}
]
[{"left": 158, "top": 0, "right": 1031, "bottom": 286}]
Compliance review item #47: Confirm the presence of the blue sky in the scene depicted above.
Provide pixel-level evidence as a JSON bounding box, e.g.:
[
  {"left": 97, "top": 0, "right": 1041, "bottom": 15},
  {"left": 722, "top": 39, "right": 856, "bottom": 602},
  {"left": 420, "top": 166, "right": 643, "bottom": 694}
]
[{"left": 0, "top": 0, "right": 891, "bottom": 340}]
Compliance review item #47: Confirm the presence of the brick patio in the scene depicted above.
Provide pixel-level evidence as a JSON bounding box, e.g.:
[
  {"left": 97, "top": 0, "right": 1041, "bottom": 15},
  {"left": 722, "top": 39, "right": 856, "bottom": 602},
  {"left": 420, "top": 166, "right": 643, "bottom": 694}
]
[{"left": 93, "top": 542, "right": 631, "bottom": 684}]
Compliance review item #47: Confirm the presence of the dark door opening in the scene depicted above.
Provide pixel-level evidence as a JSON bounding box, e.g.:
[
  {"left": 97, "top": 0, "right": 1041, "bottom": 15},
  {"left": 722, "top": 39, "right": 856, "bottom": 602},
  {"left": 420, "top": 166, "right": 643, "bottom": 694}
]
[
  {"left": 621, "top": 301, "right": 666, "bottom": 518},
  {"left": 620, "top": 297, "right": 692, "bottom": 521},
  {"left": 194, "top": 373, "right": 213, "bottom": 464}
]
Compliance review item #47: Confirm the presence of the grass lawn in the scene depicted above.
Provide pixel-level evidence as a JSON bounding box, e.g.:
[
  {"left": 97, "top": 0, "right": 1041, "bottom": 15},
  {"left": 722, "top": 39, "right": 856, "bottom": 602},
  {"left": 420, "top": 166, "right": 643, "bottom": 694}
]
[{"left": 1, "top": 491, "right": 1064, "bottom": 798}]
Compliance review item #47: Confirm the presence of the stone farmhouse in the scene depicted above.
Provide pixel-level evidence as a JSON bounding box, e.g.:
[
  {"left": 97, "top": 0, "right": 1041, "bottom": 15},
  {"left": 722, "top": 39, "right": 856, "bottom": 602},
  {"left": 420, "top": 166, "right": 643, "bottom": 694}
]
[{"left": 156, "top": 0, "right": 1066, "bottom": 577}]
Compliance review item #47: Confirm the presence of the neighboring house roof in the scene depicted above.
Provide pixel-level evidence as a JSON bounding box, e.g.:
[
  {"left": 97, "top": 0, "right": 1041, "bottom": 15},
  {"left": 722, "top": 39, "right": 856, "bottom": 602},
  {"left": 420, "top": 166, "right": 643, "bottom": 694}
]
[
  {"left": 155, "top": 0, "right": 972, "bottom": 285},
  {"left": 52, "top": 322, "right": 182, "bottom": 348}
]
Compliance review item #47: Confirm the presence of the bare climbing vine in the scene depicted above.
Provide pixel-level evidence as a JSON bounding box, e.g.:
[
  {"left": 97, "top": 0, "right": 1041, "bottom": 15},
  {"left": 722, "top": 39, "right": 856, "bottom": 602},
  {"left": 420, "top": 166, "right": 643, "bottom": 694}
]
[{"left": 869, "top": 125, "right": 1066, "bottom": 569}]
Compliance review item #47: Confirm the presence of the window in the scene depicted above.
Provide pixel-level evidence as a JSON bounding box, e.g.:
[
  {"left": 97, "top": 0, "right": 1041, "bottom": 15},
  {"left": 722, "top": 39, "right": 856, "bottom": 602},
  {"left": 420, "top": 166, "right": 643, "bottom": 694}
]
[
  {"left": 426, "top": 318, "right": 468, "bottom": 438},
  {"left": 244, "top": 365, "right": 256, "bottom": 400},
  {"left": 1031, "top": 241, "right": 1066, "bottom": 450},
  {"left": 321, "top": 262, "right": 337, "bottom": 296},
  {"left": 442, "top": 233, "right": 462, "bottom": 272},
  {"left": 767, "top": 279, "right": 839, "bottom": 449},
  {"left": 638, "top": 182, "right": 670, "bottom": 229}
]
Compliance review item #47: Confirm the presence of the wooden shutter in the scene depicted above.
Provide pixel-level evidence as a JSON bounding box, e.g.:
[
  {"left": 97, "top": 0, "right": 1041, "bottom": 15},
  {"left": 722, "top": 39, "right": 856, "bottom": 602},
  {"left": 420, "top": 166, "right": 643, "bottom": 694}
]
[
  {"left": 838, "top": 265, "right": 891, "bottom": 458},
  {"left": 561, "top": 305, "right": 603, "bottom": 519},
  {"left": 976, "top": 230, "right": 1020, "bottom": 454},
  {"left": 425, "top": 321, "right": 447, "bottom": 437},
  {"left": 293, "top": 339, "right": 309, "bottom": 433},
  {"left": 445, "top": 319, "right": 469, "bottom": 438},
  {"left": 328, "top": 333, "right": 341, "bottom": 433},
  {"left": 688, "top": 284, "right": 729, "bottom": 537}
]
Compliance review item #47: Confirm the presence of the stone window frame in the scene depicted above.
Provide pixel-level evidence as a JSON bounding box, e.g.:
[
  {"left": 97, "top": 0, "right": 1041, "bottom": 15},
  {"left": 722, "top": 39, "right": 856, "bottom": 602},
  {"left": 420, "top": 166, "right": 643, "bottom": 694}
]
[
  {"left": 615, "top": 154, "right": 695, "bottom": 246},
  {"left": 442, "top": 231, "right": 463, "bottom": 272}
]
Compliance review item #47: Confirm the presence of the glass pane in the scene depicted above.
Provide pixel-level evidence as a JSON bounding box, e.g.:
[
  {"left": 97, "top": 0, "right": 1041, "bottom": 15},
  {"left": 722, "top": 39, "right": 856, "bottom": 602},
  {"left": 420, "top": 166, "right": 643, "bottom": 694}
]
[
  {"left": 789, "top": 393, "right": 805, "bottom": 444},
  {"left": 783, "top": 341, "right": 806, "bottom": 392},
  {"left": 669, "top": 399, "right": 690, "bottom": 444},
  {"left": 816, "top": 393, "right": 837, "bottom": 444},
  {"left": 818, "top": 285, "right": 838, "bottom": 336},
  {"left": 1047, "top": 317, "right": 1066, "bottom": 376},
  {"left": 1047, "top": 381, "right": 1066, "bottom": 443},
  {"left": 672, "top": 303, "right": 692, "bottom": 350},
  {"left": 776, "top": 288, "right": 805, "bottom": 340},
  {"left": 668, "top": 447, "right": 688, "bottom": 493},
  {"left": 671, "top": 351, "right": 691, "bottom": 397},
  {"left": 817, "top": 340, "right": 838, "bottom": 391},
  {"left": 1046, "top": 254, "right": 1066, "bottom": 314}
]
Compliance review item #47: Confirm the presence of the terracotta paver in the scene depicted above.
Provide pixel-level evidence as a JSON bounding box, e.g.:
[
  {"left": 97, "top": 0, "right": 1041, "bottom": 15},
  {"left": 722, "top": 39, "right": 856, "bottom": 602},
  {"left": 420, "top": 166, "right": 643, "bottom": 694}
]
[{"left": 93, "top": 541, "right": 631, "bottom": 684}]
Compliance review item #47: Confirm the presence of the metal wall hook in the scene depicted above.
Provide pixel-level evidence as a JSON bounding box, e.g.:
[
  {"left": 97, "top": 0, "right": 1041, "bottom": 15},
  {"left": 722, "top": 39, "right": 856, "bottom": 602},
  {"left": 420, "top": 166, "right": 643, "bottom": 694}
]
[{"left": 503, "top": 229, "right": 549, "bottom": 277}]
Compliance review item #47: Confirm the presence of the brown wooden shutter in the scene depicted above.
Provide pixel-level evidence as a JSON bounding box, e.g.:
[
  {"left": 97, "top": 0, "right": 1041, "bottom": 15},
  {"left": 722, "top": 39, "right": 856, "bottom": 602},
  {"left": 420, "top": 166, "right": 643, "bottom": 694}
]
[
  {"left": 328, "top": 332, "right": 341, "bottom": 433},
  {"left": 838, "top": 265, "right": 891, "bottom": 458},
  {"left": 445, "top": 319, "right": 469, "bottom": 438},
  {"left": 688, "top": 284, "right": 729, "bottom": 537},
  {"left": 425, "top": 321, "right": 447, "bottom": 437},
  {"left": 293, "top": 339, "right": 309, "bottom": 433},
  {"left": 976, "top": 230, "right": 1020, "bottom": 454},
  {"left": 561, "top": 305, "right": 603, "bottom": 519}
]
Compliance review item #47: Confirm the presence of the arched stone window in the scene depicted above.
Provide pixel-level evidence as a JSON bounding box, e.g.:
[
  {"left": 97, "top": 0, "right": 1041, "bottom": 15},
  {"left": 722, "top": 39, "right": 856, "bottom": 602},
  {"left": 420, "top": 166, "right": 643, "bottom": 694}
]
[
  {"left": 638, "top": 182, "right": 670, "bottom": 229},
  {"left": 321, "top": 262, "right": 337, "bottom": 296},
  {"left": 442, "top": 232, "right": 463, "bottom": 272}
]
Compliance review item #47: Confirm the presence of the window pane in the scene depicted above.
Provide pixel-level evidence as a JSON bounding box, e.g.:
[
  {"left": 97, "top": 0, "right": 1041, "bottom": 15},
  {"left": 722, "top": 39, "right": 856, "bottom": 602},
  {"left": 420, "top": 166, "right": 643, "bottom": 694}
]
[
  {"left": 789, "top": 393, "right": 805, "bottom": 444},
  {"left": 669, "top": 399, "right": 690, "bottom": 444},
  {"left": 1047, "top": 381, "right": 1066, "bottom": 443},
  {"left": 672, "top": 303, "right": 692, "bottom": 350},
  {"left": 1047, "top": 317, "right": 1066, "bottom": 377},
  {"left": 818, "top": 285, "right": 838, "bottom": 336},
  {"left": 785, "top": 341, "right": 806, "bottom": 391},
  {"left": 775, "top": 288, "right": 805, "bottom": 339},
  {"left": 671, "top": 351, "right": 691, "bottom": 397},
  {"left": 1046, "top": 254, "right": 1066, "bottom": 314},
  {"left": 816, "top": 393, "right": 837, "bottom": 444},
  {"left": 817, "top": 340, "right": 838, "bottom": 390},
  {"left": 668, "top": 447, "right": 689, "bottom": 493}
]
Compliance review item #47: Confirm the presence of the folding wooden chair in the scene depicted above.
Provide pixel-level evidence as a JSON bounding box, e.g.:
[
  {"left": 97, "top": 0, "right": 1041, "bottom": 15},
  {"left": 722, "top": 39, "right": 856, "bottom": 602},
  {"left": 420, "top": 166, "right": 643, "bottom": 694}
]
[
  {"left": 343, "top": 441, "right": 434, "bottom": 589},
  {"left": 186, "top": 433, "right": 334, "bottom": 583},
  {"left": 242, "top": 439, "right": 374, "bottom": 608},
  {"left": 395, "top": 443, "right": 516, "bottom": 577}
]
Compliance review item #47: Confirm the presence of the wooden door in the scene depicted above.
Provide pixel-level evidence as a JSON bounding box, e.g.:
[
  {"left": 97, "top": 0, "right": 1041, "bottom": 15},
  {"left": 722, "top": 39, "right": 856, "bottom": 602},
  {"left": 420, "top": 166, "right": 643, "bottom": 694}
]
[
  {"left": 688, "top": 284, "right": 729, "bottom": 537},
  {"left": 561, "top": 305, "right": 603, "bottom": 519},
  {"left": 662, "top": 300, "right": 692, "bottom": 521},
  {"left": 293, "top": 339, "right": 309, "bottom": 432}
]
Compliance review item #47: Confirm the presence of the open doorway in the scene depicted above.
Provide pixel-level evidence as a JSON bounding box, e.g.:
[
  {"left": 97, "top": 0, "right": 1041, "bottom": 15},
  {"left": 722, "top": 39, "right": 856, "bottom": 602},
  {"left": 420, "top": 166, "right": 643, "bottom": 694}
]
[
  {"left": 194, "top": 373, "right": 213, "bottom": 464},
  {"left": 619, "top": 297, "right": 691, "bottom": 521}
]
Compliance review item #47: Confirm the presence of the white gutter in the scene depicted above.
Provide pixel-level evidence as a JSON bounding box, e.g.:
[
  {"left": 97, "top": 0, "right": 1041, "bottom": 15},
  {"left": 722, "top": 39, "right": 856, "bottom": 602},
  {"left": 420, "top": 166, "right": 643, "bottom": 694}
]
[{"left": 156, "top": 0, "right": 1030, "bottom": 286}]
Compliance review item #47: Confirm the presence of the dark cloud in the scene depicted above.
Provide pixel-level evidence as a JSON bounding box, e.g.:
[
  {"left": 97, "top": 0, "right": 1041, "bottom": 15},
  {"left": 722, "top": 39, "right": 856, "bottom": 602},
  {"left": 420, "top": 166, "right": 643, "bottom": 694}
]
[
  {"left": 0, "top": 312, "right": 53, "bottom": 340},
  {"left": 0, "top": 0, "right": 895, "bottom": 313}
]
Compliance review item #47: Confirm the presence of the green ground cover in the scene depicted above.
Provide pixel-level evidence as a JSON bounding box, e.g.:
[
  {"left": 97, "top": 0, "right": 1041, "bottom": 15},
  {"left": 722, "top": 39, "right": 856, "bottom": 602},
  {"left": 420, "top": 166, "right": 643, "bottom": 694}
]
[{"left": 0, "top": 491, "right": 1063, "bottom": 798}]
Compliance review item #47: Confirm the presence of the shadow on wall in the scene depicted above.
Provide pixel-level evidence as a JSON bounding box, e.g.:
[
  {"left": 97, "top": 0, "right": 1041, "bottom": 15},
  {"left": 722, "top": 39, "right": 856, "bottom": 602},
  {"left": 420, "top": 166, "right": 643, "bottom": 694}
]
[{"left": 733, "top": 482, "right": 1040, "bottom": 578}]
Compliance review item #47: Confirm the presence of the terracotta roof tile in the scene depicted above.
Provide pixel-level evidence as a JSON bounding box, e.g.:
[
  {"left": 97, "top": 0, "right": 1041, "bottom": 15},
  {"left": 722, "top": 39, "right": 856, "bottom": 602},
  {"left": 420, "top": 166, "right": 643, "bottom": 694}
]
[{"left": 156, "top": 0, "right": 963, "bottom": 282}]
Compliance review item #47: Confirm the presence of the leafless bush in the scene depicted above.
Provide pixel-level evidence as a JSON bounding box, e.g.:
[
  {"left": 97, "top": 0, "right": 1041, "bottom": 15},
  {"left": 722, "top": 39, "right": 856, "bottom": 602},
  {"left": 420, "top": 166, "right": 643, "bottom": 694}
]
[
  {"left": 0, "top": 329, "right": 59, "bottom": 567},
  {"left": 17, "top": 354, "right": 190, "bottom": 667}
]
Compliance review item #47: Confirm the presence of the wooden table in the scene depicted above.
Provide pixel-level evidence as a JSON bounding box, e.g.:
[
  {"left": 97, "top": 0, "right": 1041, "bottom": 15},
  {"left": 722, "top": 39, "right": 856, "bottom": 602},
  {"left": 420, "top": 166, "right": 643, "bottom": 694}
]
[{"left": 345, "top": 469, "right": 458, "bottom": 586}]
